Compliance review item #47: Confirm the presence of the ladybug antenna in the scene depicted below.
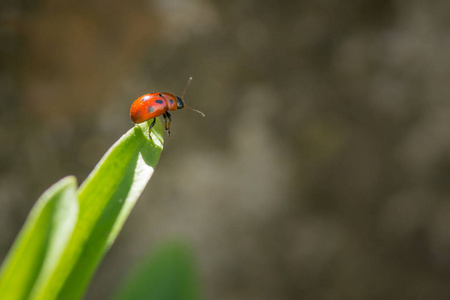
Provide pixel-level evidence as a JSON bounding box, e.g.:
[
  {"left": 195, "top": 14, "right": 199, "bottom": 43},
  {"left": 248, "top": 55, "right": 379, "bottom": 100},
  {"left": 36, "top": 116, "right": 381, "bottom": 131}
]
[
  {"left": 182, "top": 76, "right": 193, "bottom": 99},
  {"left": 182, "top": 77, "right": 206, "bottom": 117},
  {"left": 185, "top": 105, "right": 206, "bottom": 117}
]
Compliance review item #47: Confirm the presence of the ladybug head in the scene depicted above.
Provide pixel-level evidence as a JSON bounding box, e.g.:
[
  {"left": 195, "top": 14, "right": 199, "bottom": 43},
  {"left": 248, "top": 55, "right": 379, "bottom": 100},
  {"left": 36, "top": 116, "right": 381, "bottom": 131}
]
[{"left": 176, "top": 96, "right": 185, "bottom": 109}]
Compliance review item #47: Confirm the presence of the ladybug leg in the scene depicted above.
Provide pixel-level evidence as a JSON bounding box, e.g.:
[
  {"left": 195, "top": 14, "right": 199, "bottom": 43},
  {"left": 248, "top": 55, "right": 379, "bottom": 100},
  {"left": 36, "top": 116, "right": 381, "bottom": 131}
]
[
  {"left": 162, "top": 113, "right": 169, "bottom": 132},
  {"left": 165, "top": 111, "right": 172, "bottom": 136},
  {"left": 148, "top": 118, "right": 156, "bottom": 139}
]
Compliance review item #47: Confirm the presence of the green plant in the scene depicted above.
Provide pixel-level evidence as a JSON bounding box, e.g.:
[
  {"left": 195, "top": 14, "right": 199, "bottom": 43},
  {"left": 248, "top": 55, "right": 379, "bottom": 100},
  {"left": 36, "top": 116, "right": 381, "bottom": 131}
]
[
  {"left": 0, "top": 120, "right": 164, "bottom": 300},
  {"left": 114, "top": 241, "right": 200, "bottom": 300}
]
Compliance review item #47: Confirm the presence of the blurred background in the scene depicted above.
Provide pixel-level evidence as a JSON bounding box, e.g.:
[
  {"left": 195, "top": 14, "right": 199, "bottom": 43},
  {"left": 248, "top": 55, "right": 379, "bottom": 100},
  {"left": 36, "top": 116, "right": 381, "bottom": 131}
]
[{"left": 1, "top": 0, "right": 450, "bottom": 299}]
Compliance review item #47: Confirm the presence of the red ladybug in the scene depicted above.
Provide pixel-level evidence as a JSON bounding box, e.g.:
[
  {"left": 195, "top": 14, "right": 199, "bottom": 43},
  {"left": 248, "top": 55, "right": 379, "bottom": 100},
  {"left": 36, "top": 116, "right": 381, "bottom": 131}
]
[{"left": 130, "top": 77, "right": 204, "bottom": 138}]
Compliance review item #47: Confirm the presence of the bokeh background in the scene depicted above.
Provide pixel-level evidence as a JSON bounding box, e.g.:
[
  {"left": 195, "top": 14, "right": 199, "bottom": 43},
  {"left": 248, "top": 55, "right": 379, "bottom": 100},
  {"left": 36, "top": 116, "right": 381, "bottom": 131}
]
[{"left": 2, "top": 0, "right": 450, "bottom": 299}]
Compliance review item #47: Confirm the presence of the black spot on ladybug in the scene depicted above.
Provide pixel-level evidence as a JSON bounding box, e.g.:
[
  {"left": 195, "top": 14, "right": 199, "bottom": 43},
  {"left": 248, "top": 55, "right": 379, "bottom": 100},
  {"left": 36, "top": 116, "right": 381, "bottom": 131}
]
[
  {"left": 158, "top": 93, "right": 163, "bottom": 97},
  {"left": 155, "top": 100, "right": 164, "bottom": 104},
  {"left": 170, "top": 99, "right": 174, "bottom": 104},
  {"left": 148, "top": 106, "right": 154, "bottom": 113}
]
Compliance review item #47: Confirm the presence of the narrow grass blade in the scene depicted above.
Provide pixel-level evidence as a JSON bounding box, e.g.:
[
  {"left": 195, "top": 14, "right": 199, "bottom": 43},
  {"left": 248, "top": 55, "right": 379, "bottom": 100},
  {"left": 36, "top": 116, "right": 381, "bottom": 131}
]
[{"left": 0, "top": 176, "right": 78, "bottom": 300}]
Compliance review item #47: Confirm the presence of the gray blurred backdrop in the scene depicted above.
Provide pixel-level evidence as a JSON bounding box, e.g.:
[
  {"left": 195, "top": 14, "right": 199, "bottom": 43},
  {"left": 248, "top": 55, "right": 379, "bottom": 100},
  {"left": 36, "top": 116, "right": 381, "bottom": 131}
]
[{"left": 2, "top": 0, "right": 450, "bottom": 299}]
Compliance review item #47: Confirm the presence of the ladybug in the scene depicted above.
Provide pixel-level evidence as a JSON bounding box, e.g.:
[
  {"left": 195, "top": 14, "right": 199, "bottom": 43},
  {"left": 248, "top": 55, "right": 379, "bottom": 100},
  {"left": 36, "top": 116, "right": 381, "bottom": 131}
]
[{"left": 130, "top": 77, "right": 204, "bottom": 138}]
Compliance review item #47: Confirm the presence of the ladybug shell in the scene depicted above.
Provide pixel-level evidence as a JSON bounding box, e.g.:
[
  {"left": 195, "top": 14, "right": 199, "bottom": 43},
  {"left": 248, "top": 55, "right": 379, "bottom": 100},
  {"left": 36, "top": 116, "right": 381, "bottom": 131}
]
[{"left": 130, "top": 92, "right": 178, "bottom": 124}]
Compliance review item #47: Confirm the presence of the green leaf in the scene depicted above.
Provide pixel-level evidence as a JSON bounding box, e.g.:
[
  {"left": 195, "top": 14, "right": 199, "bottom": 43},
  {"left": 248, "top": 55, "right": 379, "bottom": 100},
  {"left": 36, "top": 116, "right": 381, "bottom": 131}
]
[
  {"left": 113, "top": 241, "right": 201, "bottom": 300},
  {"left": 0, "top": 176, "right": 78, "bottom": 300},
  {"left": 51, "top": 120, "right": 164, "bottom": 300},
  {"left": 0, "top": 120, "right": 164, "bottom": 300}
]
